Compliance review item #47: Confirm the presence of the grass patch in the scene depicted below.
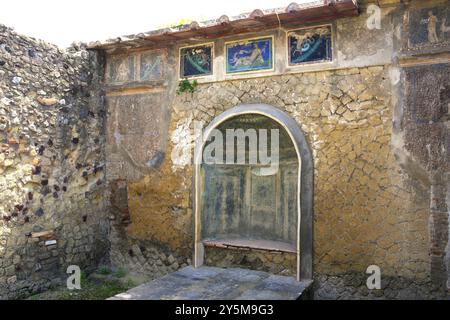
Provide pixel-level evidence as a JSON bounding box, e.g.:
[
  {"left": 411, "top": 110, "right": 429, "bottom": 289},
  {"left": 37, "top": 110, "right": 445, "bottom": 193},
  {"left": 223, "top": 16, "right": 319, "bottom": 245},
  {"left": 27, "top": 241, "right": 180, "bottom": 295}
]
[
  {"left": 26, "top": 267, "right": 136, "bottom": 300},
  {"left": 113, "top": 268, "right": 127, "bottom": 278},
  {"left": 98, "top": 266, "right": 112, "bottom": 275}
]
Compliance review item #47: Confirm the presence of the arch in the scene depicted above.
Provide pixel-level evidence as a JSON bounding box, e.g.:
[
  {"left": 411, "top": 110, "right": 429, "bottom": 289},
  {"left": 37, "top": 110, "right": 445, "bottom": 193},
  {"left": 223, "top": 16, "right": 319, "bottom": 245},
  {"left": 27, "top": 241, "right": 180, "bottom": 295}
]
[{"left": 193, "top": 103, "right": 313, "bottom": 281}]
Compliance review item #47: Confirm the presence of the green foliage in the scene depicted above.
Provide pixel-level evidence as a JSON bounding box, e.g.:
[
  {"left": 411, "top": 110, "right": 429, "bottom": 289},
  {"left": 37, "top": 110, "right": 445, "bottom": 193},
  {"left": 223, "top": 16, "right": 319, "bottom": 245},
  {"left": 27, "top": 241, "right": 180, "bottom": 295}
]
[
  {"left": 158, "top": 16, "right": 206, "bottom": 29},
  {"left": 113, "top": 268, "right": 127, "bottom": 278},
  {"left": 25, "top": 268, "right": 134, "bottom": 300},
  {"left": 159, "top": 18, "right": 193, "bottom": 29},
  {"left": 80, "top": 271, "right": 88, "bottom": 285},
  {"left": 48, "top": 281, "right": 60, "bottom": 291},
  {"left": 98, "top": 266, "right": 112, "bottom": 275},
  {"left": 177, "top": 78, "right": 198, "bottom": 95}
]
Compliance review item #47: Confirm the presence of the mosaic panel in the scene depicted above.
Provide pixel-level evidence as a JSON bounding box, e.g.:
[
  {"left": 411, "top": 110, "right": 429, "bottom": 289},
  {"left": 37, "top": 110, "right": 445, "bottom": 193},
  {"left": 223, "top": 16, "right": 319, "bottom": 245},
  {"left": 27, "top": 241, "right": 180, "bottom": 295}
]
[
  {"left": 108, "top": 55, "right": 135, "bottom": 83},
  {"left": 226, "top": 37, "right": 273, "bottom": 74},
  {"left": 140, "top": 50, "right": 165, "bottom": 81},
  {"left": 408, "top": 6, "right": 450, "bottom": 48},
  {"left": 288, "top": 25, "right": 332, "bottom": 65},
  {"left": 180, "top": 44, "right": 213, "bottom": 78}
]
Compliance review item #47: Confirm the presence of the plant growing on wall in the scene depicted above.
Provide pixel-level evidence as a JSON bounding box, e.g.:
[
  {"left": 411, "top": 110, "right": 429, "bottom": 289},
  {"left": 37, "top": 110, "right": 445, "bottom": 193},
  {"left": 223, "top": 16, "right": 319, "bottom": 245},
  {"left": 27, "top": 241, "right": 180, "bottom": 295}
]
[{"left": 176, "top": 78, "right": 198, "bottom": 95}]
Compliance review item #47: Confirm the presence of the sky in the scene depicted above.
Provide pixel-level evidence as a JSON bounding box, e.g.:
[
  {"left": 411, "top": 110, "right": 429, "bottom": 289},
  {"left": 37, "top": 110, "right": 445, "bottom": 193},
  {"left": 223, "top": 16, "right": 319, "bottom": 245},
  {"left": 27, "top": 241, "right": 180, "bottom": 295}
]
[{"left": 0, "top": 0, "right": 311, "bottom": 47}]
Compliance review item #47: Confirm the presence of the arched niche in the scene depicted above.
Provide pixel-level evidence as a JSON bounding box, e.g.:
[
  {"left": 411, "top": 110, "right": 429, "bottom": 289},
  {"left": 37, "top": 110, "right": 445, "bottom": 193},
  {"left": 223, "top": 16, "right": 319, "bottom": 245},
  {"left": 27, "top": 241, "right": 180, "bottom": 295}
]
[{"left": 193, "top": 104, "right": 313, "bottom": 281}]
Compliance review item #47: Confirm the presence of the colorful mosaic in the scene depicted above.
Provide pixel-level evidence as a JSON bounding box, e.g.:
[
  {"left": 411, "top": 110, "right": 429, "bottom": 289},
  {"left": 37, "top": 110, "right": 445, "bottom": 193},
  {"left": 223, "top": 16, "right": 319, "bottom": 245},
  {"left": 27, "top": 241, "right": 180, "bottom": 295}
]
[
  {"left": 226, "top": 37, "right": 273, "bottom": 74},
  {"left": 140, "top": 50, "right": 164, "bottom": 81},
  {"left": 408, "top": 7, "right": 450, "bottom": 47},
  {"left": 180, "top": 45, "right": 213, "bottom": 78},
  {"left": 288, "top": 26, "right": 332, "bottom": 65}
]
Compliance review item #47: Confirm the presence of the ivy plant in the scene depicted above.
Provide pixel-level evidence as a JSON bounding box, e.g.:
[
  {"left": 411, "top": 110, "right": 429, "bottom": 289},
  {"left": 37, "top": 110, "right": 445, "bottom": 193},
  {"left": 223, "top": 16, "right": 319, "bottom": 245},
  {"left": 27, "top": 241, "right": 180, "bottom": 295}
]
[{"left": 176, "top": 78, "right": 198, "bottom": 95}]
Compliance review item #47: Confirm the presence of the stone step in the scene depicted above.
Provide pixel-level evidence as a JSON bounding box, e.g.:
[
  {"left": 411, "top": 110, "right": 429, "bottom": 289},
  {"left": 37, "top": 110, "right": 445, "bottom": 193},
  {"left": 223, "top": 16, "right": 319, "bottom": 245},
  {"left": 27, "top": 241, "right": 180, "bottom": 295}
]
[{"left": 109, "top": 266, "right": 313, "bottom": 300}]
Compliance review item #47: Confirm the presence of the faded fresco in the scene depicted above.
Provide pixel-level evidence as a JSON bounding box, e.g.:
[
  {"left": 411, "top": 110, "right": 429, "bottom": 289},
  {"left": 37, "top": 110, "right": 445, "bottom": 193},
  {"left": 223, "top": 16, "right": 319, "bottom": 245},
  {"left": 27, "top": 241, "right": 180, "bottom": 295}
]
[
  {"left": 226, "top": 37, "right": 273, "bottom": 73},
  {"left": 140, "top": 50, "right": 165, "bottom": 81},
  {"left": 288, "top": 26, "right": 332, "bottom": 65},
  {"left": 408, "top": 6, "right": 450, "bottom": 47},
  {"left": 200, "top": 115, "right": 298, "bottom": 246},
  {"left": 180, "top": 45, "right": 213, "bottom": 78},
  {"left": 108, "top": 55, "right": 135, "bottom": 83},
  {"left": 106, "top": 93, "right": 166, "bottom": 181}
]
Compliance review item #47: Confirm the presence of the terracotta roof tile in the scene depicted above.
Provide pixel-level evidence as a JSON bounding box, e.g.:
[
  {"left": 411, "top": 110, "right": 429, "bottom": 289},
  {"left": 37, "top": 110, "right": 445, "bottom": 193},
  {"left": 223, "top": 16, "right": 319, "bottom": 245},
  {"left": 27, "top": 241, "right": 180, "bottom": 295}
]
[{"left": 88, "top": 0, "right": 359, "bottom": 51}]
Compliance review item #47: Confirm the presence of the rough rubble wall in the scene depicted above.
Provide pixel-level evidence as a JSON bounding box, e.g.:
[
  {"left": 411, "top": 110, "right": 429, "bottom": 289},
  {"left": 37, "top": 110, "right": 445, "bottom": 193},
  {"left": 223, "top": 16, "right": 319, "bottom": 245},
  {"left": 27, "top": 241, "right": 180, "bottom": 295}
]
[
  {"left": 0, "top": 25, "right": 109, "bottom": 299},
  {"left": 204, "top": 247, "right": 297, "bottom": 277}
]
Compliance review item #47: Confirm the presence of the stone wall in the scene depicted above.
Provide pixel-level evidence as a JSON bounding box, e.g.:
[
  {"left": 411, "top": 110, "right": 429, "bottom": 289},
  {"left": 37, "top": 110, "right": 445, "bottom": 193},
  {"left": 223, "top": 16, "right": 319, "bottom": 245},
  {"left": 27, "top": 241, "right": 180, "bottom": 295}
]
[
  {"left": 101, "top": 1, "right": 450, "bottom": 299},
  {"left": 392, "top": 0, "right": 450, "bottom": 296},
  {"left": 104, "top": 64, "right": 444, "bottom": 298},
  {"left": 103, "top": 46, "right": 189, "bottom": 280},
  {"left": 204, "top": 247, "right": 297, "bottom": 277},
  {"left": 0, "top": 0, "right": 446, "bottom": 300},
  {"left": 0, "top": 25, "right": 109, "bottom": 299},
  {"left": 400, "top": 63, "right": 450, "bottom": 293},
  {"left": 313, "top": 272, "right": 443, "bottom": 300},
  {"left": 171, "top": 66, "right": 440, "bottom": 296},
  {"left": 0, "top": 0, "right": 441, "bottom": 300}
]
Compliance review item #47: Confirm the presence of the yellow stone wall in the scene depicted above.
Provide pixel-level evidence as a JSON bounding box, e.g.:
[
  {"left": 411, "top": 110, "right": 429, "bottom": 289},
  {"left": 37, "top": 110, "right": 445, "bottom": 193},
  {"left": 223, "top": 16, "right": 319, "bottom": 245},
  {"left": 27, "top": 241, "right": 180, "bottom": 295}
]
[{"left": 123, "top": 65, "right": 430, "bottom": 280}]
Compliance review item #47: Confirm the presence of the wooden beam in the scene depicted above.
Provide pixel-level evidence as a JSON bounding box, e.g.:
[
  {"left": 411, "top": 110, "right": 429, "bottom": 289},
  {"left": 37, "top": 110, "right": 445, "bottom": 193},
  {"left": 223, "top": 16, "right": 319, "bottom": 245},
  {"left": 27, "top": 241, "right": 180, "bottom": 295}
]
[
  {"left": 31, "top": 230, "right": 54, "bottom": 239},
  {"left": 399, "top": 52, "right": 450, "bottom": 67}
]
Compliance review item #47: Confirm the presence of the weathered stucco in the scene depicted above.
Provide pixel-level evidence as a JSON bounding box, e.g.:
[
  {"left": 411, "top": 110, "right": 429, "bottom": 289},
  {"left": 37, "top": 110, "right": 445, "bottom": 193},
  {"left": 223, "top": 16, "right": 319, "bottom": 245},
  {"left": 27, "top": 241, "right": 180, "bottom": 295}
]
[
  {"left": 102, "top": 1, "right": 450, "bottom": 299},
  {"left": 1, "top": 0, "right": 449, "bottom": 300}
]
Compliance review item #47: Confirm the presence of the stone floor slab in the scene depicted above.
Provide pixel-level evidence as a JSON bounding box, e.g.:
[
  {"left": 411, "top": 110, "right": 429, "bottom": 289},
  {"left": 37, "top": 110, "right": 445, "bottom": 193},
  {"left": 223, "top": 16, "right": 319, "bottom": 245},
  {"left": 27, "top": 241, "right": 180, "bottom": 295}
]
[{"left": 109, "top": 266, "right": 313, "bottom": 300}]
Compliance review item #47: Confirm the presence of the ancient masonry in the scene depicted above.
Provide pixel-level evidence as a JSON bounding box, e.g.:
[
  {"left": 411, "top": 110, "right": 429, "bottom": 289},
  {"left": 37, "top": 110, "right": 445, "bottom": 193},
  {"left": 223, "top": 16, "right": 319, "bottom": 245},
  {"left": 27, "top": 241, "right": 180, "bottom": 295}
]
[
  {"left": 1, "top": 0, "right": 450, "bottom": 299},
  {"left": 0, "top": 26, "right": 109, "bottom": 298}
]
